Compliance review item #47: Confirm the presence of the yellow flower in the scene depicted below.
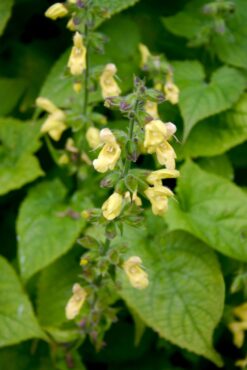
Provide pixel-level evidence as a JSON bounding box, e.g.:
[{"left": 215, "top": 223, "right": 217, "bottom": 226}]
[
  {"left": 93, "top": 129, "right": 121, "bottom": 173},
  {"left": 58, "top": 153, "right": 69, "bottom": 165},
  {"left": 45, "top": 3, "right": 68, "bottom": 20},
  {"left": 68, "top": 32, "right": 87, "bottom": 76},
  {"left": 86, "top": 127, "right": 100, "bottom": 149},
  {"left": 228, "top": 321, "right": 247, "bottom": 348},
  {"left": 123, "top": 256, "right": 149, "bottom": 289},
  {"left": 156, "top": 141, "right": 176, "bottom": 169},
  {"left": 145, "top": 100, "right": 159, "bottom": 119},
  {"left": 36, "top": 97, "right": 67, "bottom": 141},
  {"left": 100, "top": 64, "right": 121, "bottom": 99},
  {"left": 65, "top": 283, "right": 87, "bottom": 320},
  {"left": 234, "top": 303, "right": 247, "bottom": 322},
  {"left": 133, "top": 190, "right": 142, "bottom": 206},
  {"left": 139, "top": 43, "right": 151, "bottom": 68},
  {"left": 40, "top": 110, "right": 67, "bottom": 141},
  {"left": 67, "top": 17, "right": 76, "bottom": 31},
  {"left": 164, "top": 81, "right": 180, "bottom": 105},
  {"left": 236, "top": 357, "right": 247, "bottom": 368},
  {"left": 65, "top": 138, "right": 78, "bottom": 153},
  {"left": 147, "top": 169, "right": 180, "bottom": 186},
  {"left": 145, "top": 185, "right": 173, "bottom": 216},
  {"left": 36, "top": 97, "right": 58, "bottom": 113},
  {"left": 102, "top": 192, "right": 123, "bottom": 220},
  {"left": 144, "top": 120, "right": 168, "bottom": 150}
]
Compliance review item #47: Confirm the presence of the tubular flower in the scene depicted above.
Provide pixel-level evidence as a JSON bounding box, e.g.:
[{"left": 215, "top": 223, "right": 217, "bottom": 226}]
[
  {"left": 236, "top": 357, "right": 247, "bottom": 368},
  {"left": 144, "top": 120, "right": 177, "bottom": 169},
  {"left": 36, "top": 97, "right": 67, "bottom": 141},
  {"left": 45, "top": 3, "right": 68, "bottom": 20},
  {"left": 68, "top": 32, "right": 87, "bottom": 76},
  {"left": 100, "top": 64, "right": 121, "bottom": 99},
  {"left": 86, "top": 127, "right": 100, "bottom": 149},
  {"left": 145, "top": 185, "right": 173, "bottom": 216},
  {"left": 93, "top": 129, "right": 121, "bottom": 173},
  {"left": 147, "top": 169, "right": 180, "bottom": 186},
  {"left": 139, "top": 43, "right": 151, "bottom": 68},
  {"left": 164, "top": 81, "right": 180, "bottom": 105},
  {"left": 145, "top": 100, "right": 159, "bottom": 119},
  {"left": 67, "top": 18, "right": 76, "bottom": 31},
  {"left": 65, "top": 283, "right": 87, "bottom": 320},
  {"left": 228, "top": 321, "right": 247, "bottom": 348},
  {"left": 102, "top": 192, "right": 123, "bottom": 220},
  {"left": 123, "top": 256, "right": 149, "bottom": 289}
]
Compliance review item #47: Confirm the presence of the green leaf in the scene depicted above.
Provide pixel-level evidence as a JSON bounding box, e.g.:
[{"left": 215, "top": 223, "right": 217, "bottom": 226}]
[
  {"left": 37, "top": 249, "right": 81, "bottom": 327},
  {"left": 0, "top": 0, "right": 14, "bottom": 36},
  {"left": 173, "top": 61, "right": 246, "bottom": 140},
  {"left": 0, "top": 256, "right": 45, "bottom": 347},
  {"left": 0, "top": 78, "right": 27, "bottom": 116},
  {"left": 167, "top": 160, "right": 247, "bottom": 261},
  {"left": 17, "top": 179, "right": 86, "bottom": 281},
  {"left": 175, "top": 93, "right": 247, "bottom": 159},
  {"left": 0, "top": 118, "right": 44, "bottom": 196},
  {"left": 117, "top": 228, "right": 224, "bottom": 366},
  {"left": 95, "top": 0, "right": 140, "bottom": 16},
  {"left": 163, "top": 0, "right": 247, "bottom": 69},
  {"left": 197, "top": 154, "right": 233, "bottom": 180}
]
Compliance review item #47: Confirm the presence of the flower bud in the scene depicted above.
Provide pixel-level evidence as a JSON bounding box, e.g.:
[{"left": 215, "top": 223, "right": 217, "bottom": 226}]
[
  {"left": 45, "top": 3, "right": 68, "bottom": 20},
  {"left": 100, "top": 64, "right": 121, "bottom": 99},
  {"left": 123, "top": 256, "right": 149, "bottom": 289},
  {"left": 68, "top": 32, "right": 87, "bottom": 76},
  {"left": 86, "top": 127, "right": 100, "bottom": 149},
  {"left": 102, "top": 192, "right": 123, "bottom": 220},
  {"left": 36, "top": 97, "right": 58, "bottom": 113}
]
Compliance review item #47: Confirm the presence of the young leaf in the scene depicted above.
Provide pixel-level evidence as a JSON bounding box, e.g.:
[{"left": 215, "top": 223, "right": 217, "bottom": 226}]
[
  {"left": 175, "top": 93, "right": 247, "bottom": 159},
  {"left": 17, "top": 179, "right": 86, "bottom": 281},
  {"left": 0, "top": 118, "right": 44, "bottom": 196},
  {"left": 173, "top": 61, "right": 246, "bottom": 140},
  {"left": 117, "top": 228, "right": 224, "bottom": 366},
  {"left": 0, "top": 256, "right": 45, "bottom": 347},
  {"left": 167, "top": 160, "right": 247, "bottom": 261},
  {"left": 0, "top": 0, "right": 14, "bottom": 36}
]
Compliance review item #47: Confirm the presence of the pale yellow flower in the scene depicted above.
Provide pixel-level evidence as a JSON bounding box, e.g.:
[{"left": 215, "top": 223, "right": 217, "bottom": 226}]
[
  {"left": 102, "top": 192, "right": 123, "bottom": 220},
  {"left": 123, "top": 256, "right": 149, "bottom": 289},
  {"left": 93, "top": 129, "right": 121, "bottom": 173},
  {"left": 65, "top": 283, "right": 87, "bottom": 320},
  {"left": 100, "top": 64, "right": 121, "bottom": 99},
  {"left": 67, "top": 18, "right": 76, "bottom": 31},
  {"left": 133, "top": 190, "right": 142, "bottom": 206},
  {"left": 145, "top": 185, "right": 173, "bottom": 216},
  {"left": 144, "top": 120, "right": 168, "bottom": 150},
  {"left": 58, "top": 153, "right": 69, "bottom": 165},
  {"left": 234, "top": 303, "right": 247, "bottom": 322},
  {"left": 68, "top": 32, "right": 87, "bottom": 76},
  {"left": 65, "top": 138, "right": 78, "bottom": 153},
  {"left": 86, "top": 127, "right": 100, "bottom": 149},
  {"left": 41, "top": 110, "right": 67, "bottom": 141},
  {"left": 36, "top": 97, "right": 58, "bottom": 114},
  {"left": 147, "top": 169, "right": 180, "bottom": 186},
  {"left": 164, "top": 81, "right": 180, "bottom": 105},
  {"left": 139, "top": 43, "right": 151, "bottom": 68},
  {"left": 156, "top": 141, "right": 176, "bottom": 169},
  {"left": 45, "top": 3, "right": 68, "bottom": 20},
  {"left": 145, "top": 100, "right": 159, "bottom": 119},
  {"left": 228, "top": 321, "right": 247, "bottom": 348}
]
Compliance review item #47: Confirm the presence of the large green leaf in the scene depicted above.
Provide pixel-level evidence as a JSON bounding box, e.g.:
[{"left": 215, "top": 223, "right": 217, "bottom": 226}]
[
  {"left": 95, "top": 0, "right": 139, "bottom": 16},
  {"left": 0, "top": 118, "right": 44, "bottom": 196},
  {"left": 0, "top": 256, "right": 45, "bottom": 347},
  {"left": 173, "top": 61, "right": 246, "bottom": 140},
  {"left": 167, "top": 161, "right": 247, "bottom": 261},
  {"left": 0, "top": 78, "right": 27, "bottom": 116},
  {"left": 17, "top": 179, "right": 86, "bottom": 281},
  {"left": 175, "top": 93, "right": 247, "bottom": 158},
  {"left": 117, "top": 228, "right": 224, "bottom": 366},
  {"left": 163, "top": 0, "right": 247, "bottom": 69},
  {"left": 0, "top": 0, "right": 14, "bottom": 36},
  {"left": 37, "top": 249, "right": 81, "bottom": 327},
  {"left": 197, "top": 154, "right": 233, "bottom": 180}
]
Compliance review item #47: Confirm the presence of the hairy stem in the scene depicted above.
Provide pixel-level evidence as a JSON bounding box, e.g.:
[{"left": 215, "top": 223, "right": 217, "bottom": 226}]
[
  {"left": 123, "top": 99, "right": 139, "bottom": 176},
  {"left": 83, "top": 23, "right": 90, "bottom": 116}
]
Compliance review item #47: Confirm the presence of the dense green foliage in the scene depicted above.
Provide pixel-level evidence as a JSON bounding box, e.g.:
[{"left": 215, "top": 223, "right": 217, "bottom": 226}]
[{"left": 0, "top": 0, "right": 247, "bottom": 369}]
